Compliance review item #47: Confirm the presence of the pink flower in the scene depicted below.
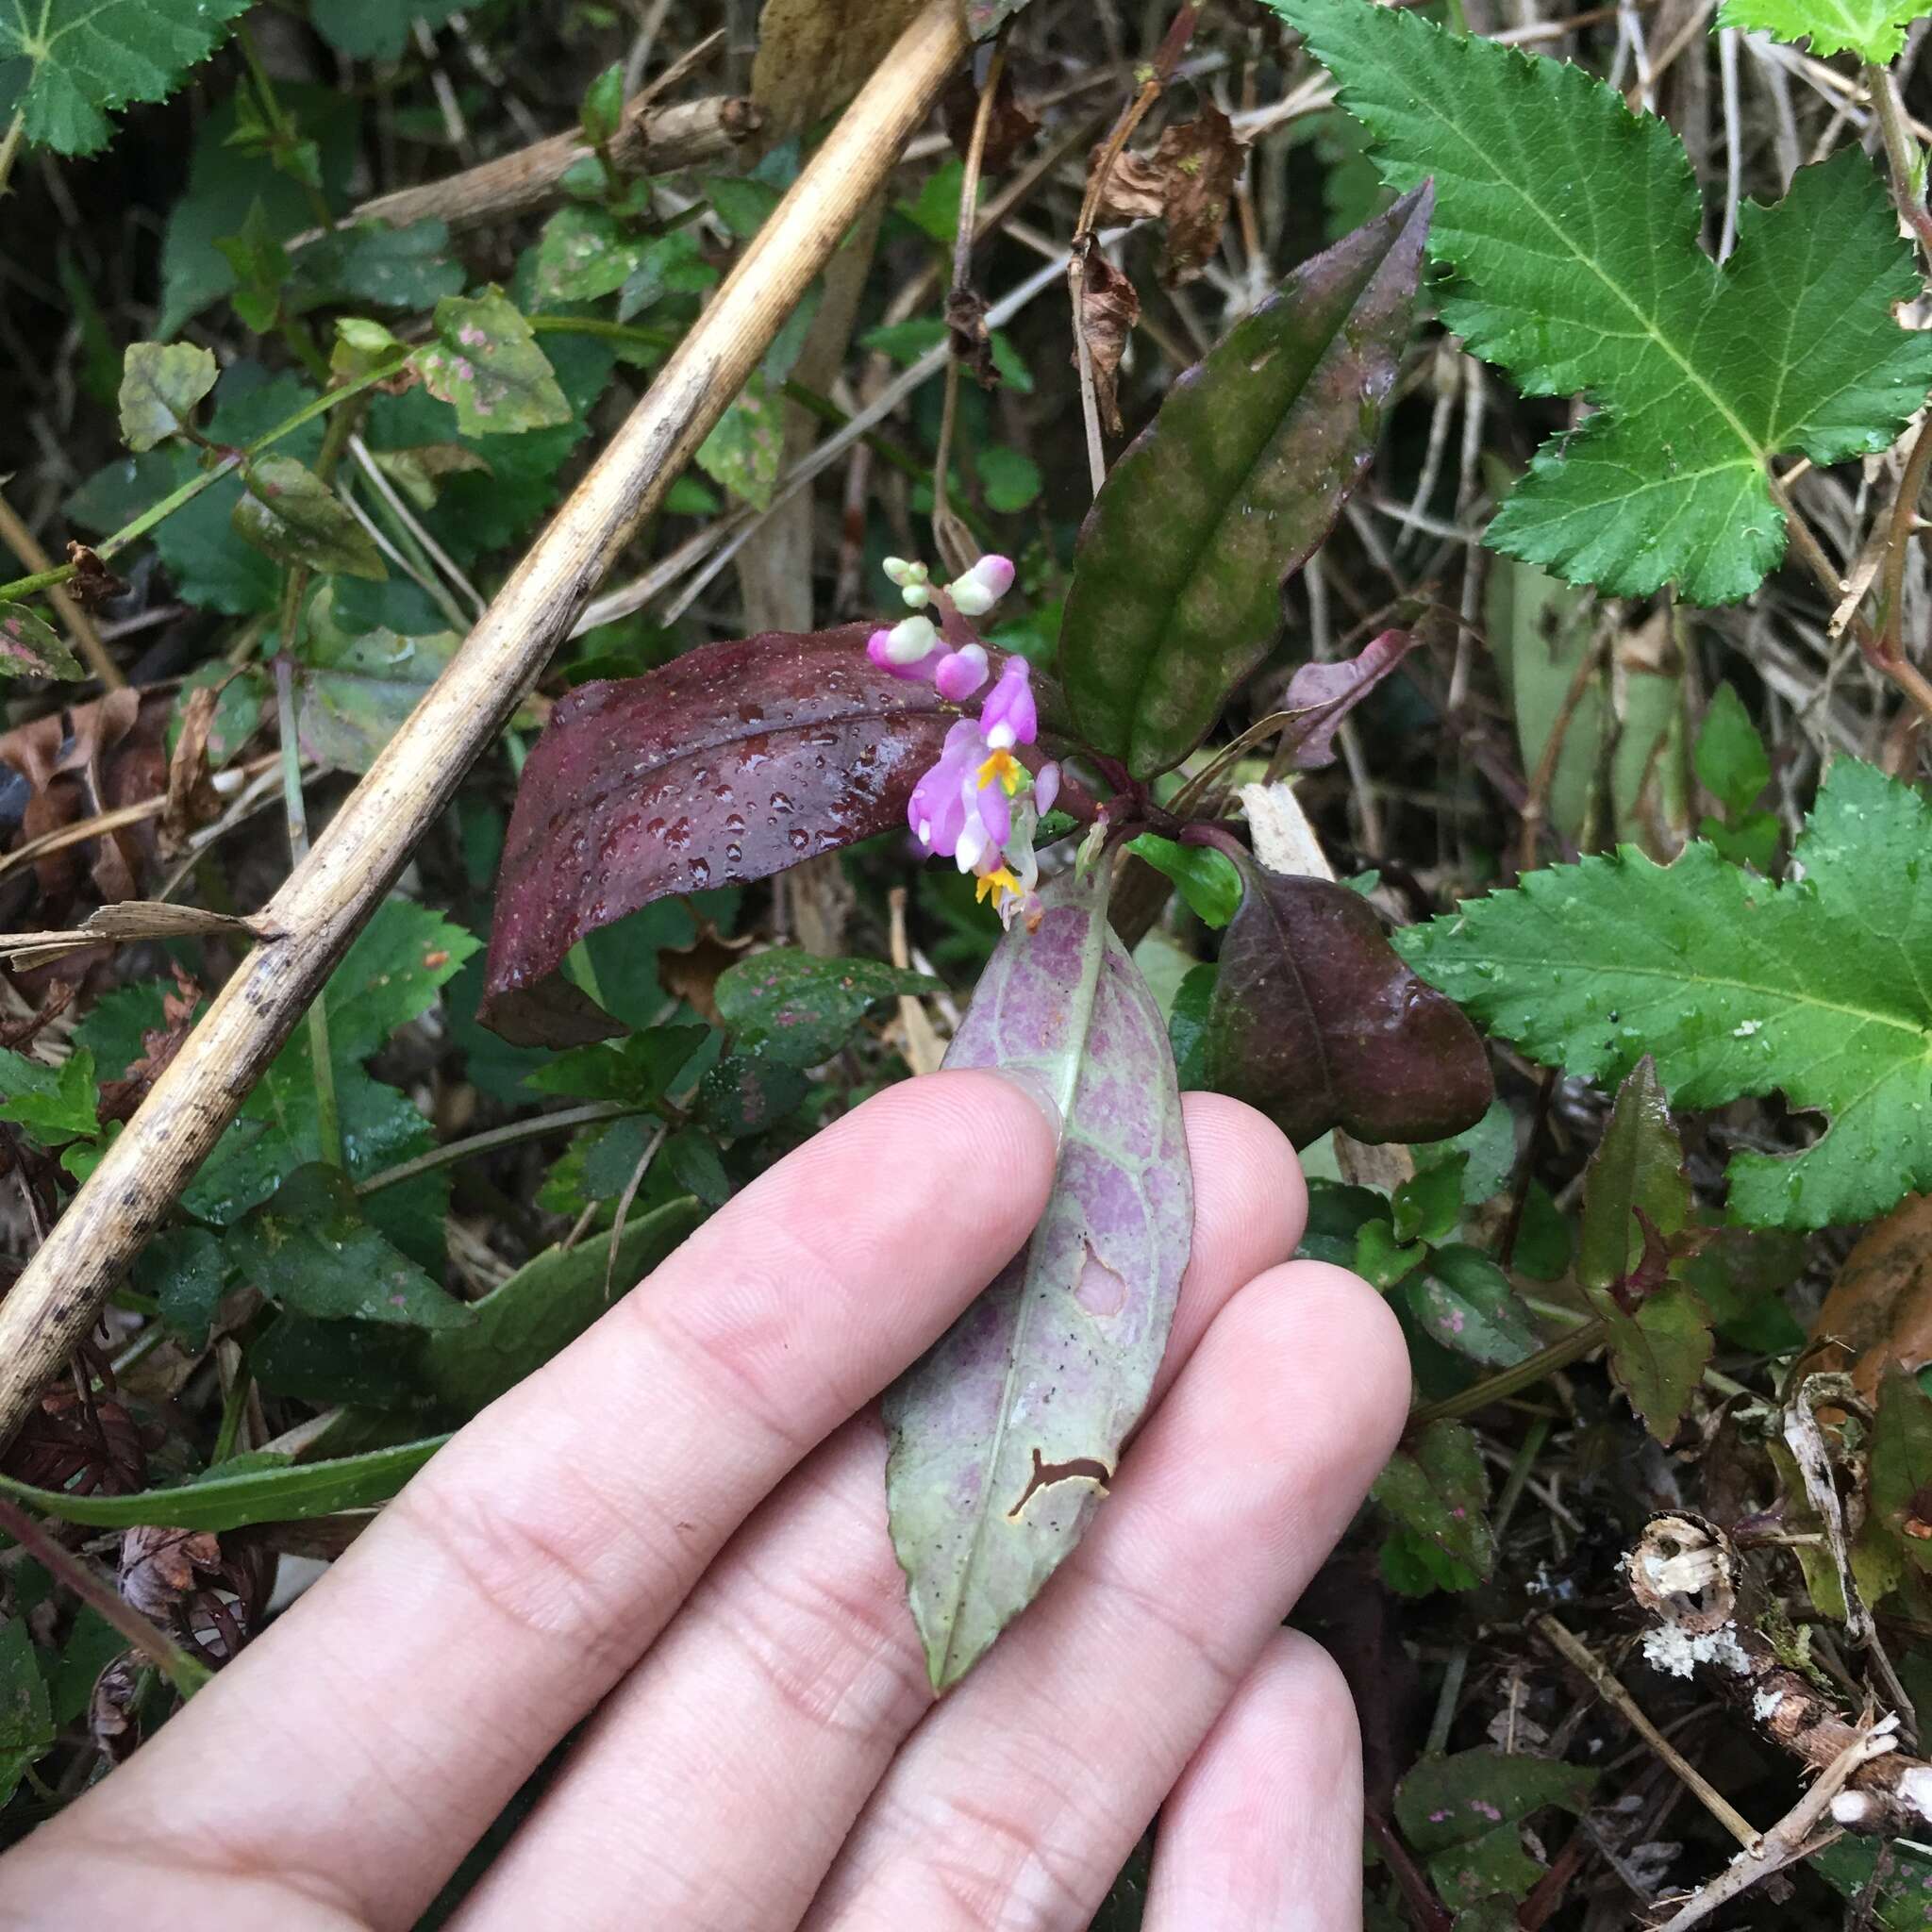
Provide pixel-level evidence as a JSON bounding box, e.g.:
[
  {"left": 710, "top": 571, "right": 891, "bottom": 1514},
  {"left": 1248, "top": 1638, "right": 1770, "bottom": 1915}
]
[
  {"left": 978, "top": 655, "right": 1038, "bottom": 749},
  {"left": 933, "top": 643, "right": 990, "bottom": 702},
  {"left": 946, "top": 554, "right": 1016, "bottom": 617}
]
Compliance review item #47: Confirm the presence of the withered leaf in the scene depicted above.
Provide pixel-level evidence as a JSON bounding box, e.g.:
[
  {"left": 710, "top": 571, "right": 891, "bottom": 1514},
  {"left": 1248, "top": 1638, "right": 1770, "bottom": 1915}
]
[
  {"left": 946, "top": 284, "right": 997, "bottom": 388},
  {"left": 941, "top": 62, "right": 1039, "bottom": 174},
  {"left": 1076, "top": 250, "right": 1141, "bottom": 435},
  {"left": 119, "top": 1523, "right": 222, "bottom": 1622},
  {"left": 1087, "top": 107, "right": 1248, "bottom": 285},
  {"left": 1807, "top": 1193, "right": 1932, "bottom": 1401}
]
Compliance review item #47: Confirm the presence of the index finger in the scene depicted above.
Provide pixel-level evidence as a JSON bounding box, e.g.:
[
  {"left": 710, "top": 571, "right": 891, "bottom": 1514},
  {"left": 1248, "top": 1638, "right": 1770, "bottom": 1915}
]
[{"left": 40, "top": 1070, "right": 1057, "bottom": 1931}]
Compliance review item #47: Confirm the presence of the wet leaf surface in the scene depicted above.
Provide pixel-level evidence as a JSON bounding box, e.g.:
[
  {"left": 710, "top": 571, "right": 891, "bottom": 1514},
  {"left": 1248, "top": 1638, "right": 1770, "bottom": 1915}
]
[
  {"left": 1205, "top": 852, "right": 1492, "bottom": 1148},
  {"left": 480, "top": 625, "right": 954, "bottom": 1046},
  {"left": 714, "top": 950, "right": 939, "bottom": 1067},
  {"left": 1059, "top": 188, "right": 1431, "bottom": 778},
  {"left": 232, "top": 456, "right": 388, "bottom": 581},
  {"left": 0, "top": 605, "right": 84, "bottom": 681},
  {"left": 885, "top": 863, "right": 1192, "bottom": 1690},
  {"left": 1373, "top": 1418, "right": 1491, "bottom": 1581},
  {"left": 1395, "top": 1748, "right": 1595, "bottom": 1908}
]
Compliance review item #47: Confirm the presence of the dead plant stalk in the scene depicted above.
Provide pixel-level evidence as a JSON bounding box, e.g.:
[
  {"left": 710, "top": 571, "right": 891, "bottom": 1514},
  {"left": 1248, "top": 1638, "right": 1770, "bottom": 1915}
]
[{"left": 0, "top": 0, "right": 973, "bottom": 1451}]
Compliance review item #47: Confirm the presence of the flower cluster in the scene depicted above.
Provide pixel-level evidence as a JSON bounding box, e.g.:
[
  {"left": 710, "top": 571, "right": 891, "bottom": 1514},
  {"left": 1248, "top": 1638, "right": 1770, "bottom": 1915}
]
[{"left": 870, "top": 554, "right": 1059, "bottom": 925}]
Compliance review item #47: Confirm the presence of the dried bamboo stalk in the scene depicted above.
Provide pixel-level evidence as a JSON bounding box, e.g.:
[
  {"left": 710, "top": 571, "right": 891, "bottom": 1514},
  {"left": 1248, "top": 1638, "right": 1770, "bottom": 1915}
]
[
  {"left": 348, "top": 93, "right": 759, "bottom": 234},
  {"left": 0, "top": 0, "right": 970, "bottom": 1449}
]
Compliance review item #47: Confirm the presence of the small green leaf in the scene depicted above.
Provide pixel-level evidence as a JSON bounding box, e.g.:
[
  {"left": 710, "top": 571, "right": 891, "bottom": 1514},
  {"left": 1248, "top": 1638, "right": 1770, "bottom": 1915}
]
[
  {"left": 1273, "top": 0, "right": 1932, "bottom": 603},
  {"left": 213, "top": 198, "right": 291, "bottom": 331},
  {"left": 234, "top": 455, "right": 388, "bottom": 580},
  {"left": 309, "top": 0, "right": 465, "bottom": 59},
  {"left": 0, "top": 1434, "right": 452, "bottom": 1531},
  {"left": 0, "top": 604, "right": 83, "bottom": 680},
  {"left": 662, "top": 1129, "right": 732, "bottom": 1207},
  {"left": 707, "top": 175, "right": 786, "bottom": 241},
  {"left": 581, "top": 61, "right": 625, "bottom": 144},
  {"left": 1401, "top": 1245, "right": 1541, "bottom": 1368},
  {"left": 1125, "top": 835, "right": 1242, "bottom": 927},
  {"left": 1577, "top": 1058, "right": 1711, "bottom": 1441},
  {"left": 1373, "top": 1419, "right": 1492, "bottom": 1581},
  {"left": 1059, "top": 188, "right": 1430, "bottom": 777},
  {"left": 715, "top": 950, "right": 939, "bottom": 1067},
  {"left": 291, "top": 218, "right": 465, "bottom": 312},
  {"left": 697, "top": 1054, "right": 811, "bottom": 1136},
  {"left": 1397, "top": 758, "right": 1932, "bottom": 1229},
  {"left": 1695, "top": 684, "right": 1773, "bottom": 820},
  {"left": 532, "top": 206, "right": 650, "bottom": 307},
  {"left": 1168, "top": 961, "right": 1216, "bottom": 1089},
  {"left": 524, "top": 1024, "right": 710, "bottom": 1103},
  {"left": 118, "top": 341, "right": 218, "bottom": 451},
  {"left": 978, "top": 445, "right": 1042, "bottom": 512},
  {"left": 0, "top": 1045, "right": 98, "bottom": 1145},
  {"left": 695, "top": 371, "right": 786, "bottom": 510},
  {"left": 293, "top": 587, "right": 460, "bottom": 772},
  {"left": 1395, "top": 1749, "right": 1595, "bottom": 1908},
  {"left": 0, "top": 0, "right": 252, "bottom": 155},
  {"left": 0, "top": 1619, "right": 53, "bottom": 1808},
  {"left": 1717, "top": 0, "right": 1928, "bottom": 60},
  {"left": 131, "top": 1225, "right": 231, "bottom": 1352},
  {"left": 231, "top": 1163, "right": 471, "bottom": 1331},
  {"left": 419, "top": 287, "right": 573, "bottom": 436}
]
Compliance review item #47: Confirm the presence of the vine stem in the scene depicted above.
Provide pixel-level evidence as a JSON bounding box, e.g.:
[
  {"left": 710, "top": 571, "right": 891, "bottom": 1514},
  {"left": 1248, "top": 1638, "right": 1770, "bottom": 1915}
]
[
  {"left": 0, "top": 0, "right": 973, "bottom": 1452},
  {"left": 1866, "top": 60, "right": 1932, "bottom": 269},
  {"left": 0, "top": 112, "right": 22, "bottom": 206},
  {"left": 0, "top": 1495, "right": 211, "bottom": 1701},
  {"left": 1410, "top": 1318, "right": 1606, "bottom": 1426}
]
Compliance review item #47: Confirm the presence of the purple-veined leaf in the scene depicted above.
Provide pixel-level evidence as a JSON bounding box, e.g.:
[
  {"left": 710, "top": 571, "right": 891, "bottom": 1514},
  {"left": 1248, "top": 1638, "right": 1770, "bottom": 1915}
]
[
  {"left": 0, "top": 604, "right": 84, "bottom": 681},
  {"left": 480, "top": 626, "right": 953, "bottom": 1046},
  {"left": 1206, "top": 852, "right": 1492, "bottom": 1147},
  {"left": 1577, "top": 1057, "right": 1712, "bottom": 1441},
  {"left": 885, "top": 861, "right": 1193, "bottom": 1690},
  {"left": 1059, "top": 187, "right": 1431, "bottom": 779}
]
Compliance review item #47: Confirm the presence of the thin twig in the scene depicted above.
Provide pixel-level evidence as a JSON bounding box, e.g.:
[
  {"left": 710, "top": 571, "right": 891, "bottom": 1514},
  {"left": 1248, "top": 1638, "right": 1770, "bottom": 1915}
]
[
  {"left": 1865, "top": 59, "right": 1932, "bottom": 268},
  {"left": 0, "top": 492, "right": 124, "bottom": 688}
]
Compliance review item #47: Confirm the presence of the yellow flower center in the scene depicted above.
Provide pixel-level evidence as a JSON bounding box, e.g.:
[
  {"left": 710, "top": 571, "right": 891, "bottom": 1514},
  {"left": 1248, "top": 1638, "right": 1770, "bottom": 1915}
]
[
  {"left": 974, "top": 866, "right": 1022, "bottom": 908},
  {"left": 975, "top": 748, "right": 1024, "bottom": 794}
]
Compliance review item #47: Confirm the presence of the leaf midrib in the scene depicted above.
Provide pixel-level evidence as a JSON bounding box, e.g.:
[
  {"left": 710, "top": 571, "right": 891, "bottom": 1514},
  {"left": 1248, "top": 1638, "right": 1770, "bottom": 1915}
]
[{"left": 1378, "top": 40, "right": 1769, "bottom": 467}]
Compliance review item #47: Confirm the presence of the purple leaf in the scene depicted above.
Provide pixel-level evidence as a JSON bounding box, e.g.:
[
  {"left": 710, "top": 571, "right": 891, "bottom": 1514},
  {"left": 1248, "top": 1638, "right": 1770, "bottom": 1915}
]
[
  {"left": 480, "top": 625, "right": 952, "bottom": 1045},
  {"left": 884, "top": 861, "right": 1193, "bottom": 1690},
  {"left": 1274, "top": 628, "right": 1415, "bottom": 772},
  {"left": 1058, "top": 187, "right": 1432, "bottom": 779},
  {"left": 1207, "top": 854, "right": 1493, "bottom": 1147}
]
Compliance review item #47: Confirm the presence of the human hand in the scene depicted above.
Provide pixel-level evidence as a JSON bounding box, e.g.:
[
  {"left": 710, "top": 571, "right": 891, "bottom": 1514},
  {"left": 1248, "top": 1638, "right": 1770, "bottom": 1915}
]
[{"left": 2, "top": 1073, "right": 1407, "bottom": 1930}]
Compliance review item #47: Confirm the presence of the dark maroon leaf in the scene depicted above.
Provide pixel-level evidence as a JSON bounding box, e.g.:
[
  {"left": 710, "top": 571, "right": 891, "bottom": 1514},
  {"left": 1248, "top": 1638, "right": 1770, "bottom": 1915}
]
[
  {"left": 1205, "top": 852, "right": 1492, "bottom": 1147},
  {"left": 1274, "top": 628, "right": 1415, "bottom": 771},
  {"left": 480, "top": 625, "right": 952, "bottom": 1045},
  {"left": 1059, "top": 187, "right": 1431, "bottom": 779}
]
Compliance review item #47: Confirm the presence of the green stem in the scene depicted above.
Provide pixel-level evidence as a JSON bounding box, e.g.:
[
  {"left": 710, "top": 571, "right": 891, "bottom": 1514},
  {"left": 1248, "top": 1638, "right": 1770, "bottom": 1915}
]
[
  {"left": 1866, "top": 62, "right": 1932, "bottom": 270},
  {"left": 1411, "top": 1320, "right": 1606, "bottom": 1427},
  {"left": 209, "top": 1338, "right": 258, "bottom": 1465},
  {"left": 355, "top": 1099, "right": 652, "bottom": 1198},
  {"left": 274, "top": 652, "right": 341, "bottom": 1168},
  {"left": 0, "top": 359, "right": 410, "bottom": 605},
  {"left": 0, "top": 111, "right": 22, "bottom": 204},
  {"left": 0, "top": 1495, "right": 211, "bottom": 1699},
  {"left": 238, "top": 23, "right": 335, "bottom": 234}
]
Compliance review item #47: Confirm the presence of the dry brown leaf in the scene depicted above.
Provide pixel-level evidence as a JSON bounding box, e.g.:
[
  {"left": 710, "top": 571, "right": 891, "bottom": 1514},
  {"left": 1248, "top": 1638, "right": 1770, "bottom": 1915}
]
[
  {"left": 941, "top": 61, "right": 1039, "bottom": 175},
  {"left": 63, "top": 542, "right": 126, "bottom": 609},
  {"left": 1086, "top": 107, "right": 1247, "bottom": 285},
  {"left": 658, "top": 921, "right": 757, "bottom": 1026},
  {"left": 159, "top": 683, "right": 224, "bottom": 858},
  {"left": 750, "top": 0, "right": 925, "bottom": 142},
  {"left": 1076, "top": 251, "right": 1140, "bottom": 434},
  {"left": 946, "top": 284, "right": 997, "bottom": 387},
  {"left": 119, "top": 1523, "right": 223, "bottom": 1621},
  {"left": 1088, "top": 145, "right": 1168, "bottom": 225},
  {"left": 1805, "top": 1194, "right": 1932, "bottom": 1400}
]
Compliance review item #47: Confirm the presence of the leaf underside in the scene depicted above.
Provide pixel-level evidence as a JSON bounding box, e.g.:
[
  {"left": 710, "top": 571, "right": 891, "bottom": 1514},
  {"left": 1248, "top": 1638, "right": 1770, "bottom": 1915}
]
[
  {"left": 884, "top": 865, "right": 1193, "bottom": 1690},
  {"left": 1272, "top": 0, "right": 1932, "bottom": 604},
  {"left": 480, "top": 626, "right": 954, "bottom": 1046},
  {"left": 1398, "top": 758, "right": 1932, "bottom": 1229},
  {"left": 1058, "top": 186, "right": 1430, "bottom": 779}
]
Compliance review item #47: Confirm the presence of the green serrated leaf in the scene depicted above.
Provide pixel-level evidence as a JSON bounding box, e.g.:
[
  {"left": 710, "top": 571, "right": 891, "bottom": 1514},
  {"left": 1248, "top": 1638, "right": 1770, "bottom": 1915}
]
[
  {"left": 1059, "top": 188, "right": 1430, "bottom": 777},
  {"left": 1373, "top": 1418, "right": 1492, "bottom": 1581},
  {"left": 233, "top": 455, "right": 388, "bottom": 580},
  {"left": 117, "top": 341, "right": 218, "bottom": 452},
  {"left": 1395, "top": 1750, "right": 1595, "bottom": 1908},
  {"left": 524, "top": 1024, "right": 709, "bottom": 1103},
  {"left": 131, "top": 1225, "right": 230, "bottom": 1351},
  {"left": 291, "top": 218, "right": 465, "bottom": 312},
  {"left": 0, "top": 1045, "right": 97, "bottom": 1145},
  {"left": 715, "top": 950, "right": 938, "bottom": 1067},
  {"left": 231, "top": 1163, "right": 470, "bottom": 1330},
  {"left": 1718, "top": 0, "right": 1928, "bottom": 59},
  {"left": 0, "top": 0, "right": 252, "bottom": 155},
  {"left": 0, "top": 603, "right": 83, "bottom": 679},
  {"left": 531, "top": 205, "right": 649, "bottom": 307},
  {"left": 419, "top": 287, "right": 572, "bottom": 436},
  {"left": 1397, "top": 758, "right": 1932, "bottom": 1229},
  {"left": 1273, "top": 0, "right": 1932, "bottom": 604},
  {"left": 0, "top": 1619, "right": 52, "bottom": 1808}
]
